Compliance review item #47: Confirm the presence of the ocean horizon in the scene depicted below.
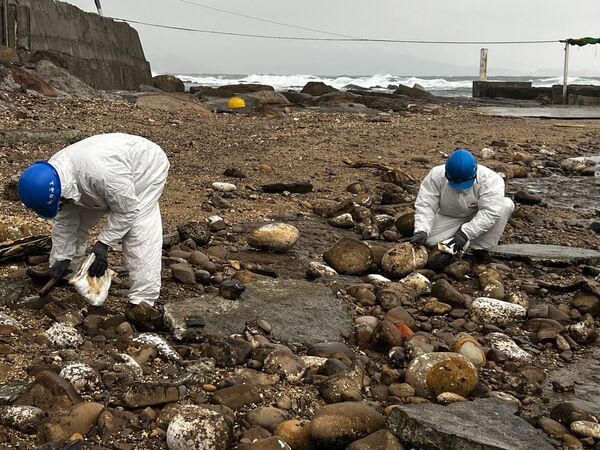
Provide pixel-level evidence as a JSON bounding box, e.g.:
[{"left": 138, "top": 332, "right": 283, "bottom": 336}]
[{"left": 170, "top": 73, "right": 600, "bottom": 97}]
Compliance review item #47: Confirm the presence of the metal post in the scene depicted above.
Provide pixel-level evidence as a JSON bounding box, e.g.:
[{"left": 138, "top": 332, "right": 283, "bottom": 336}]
[
  {"left": 562, "top": 41, "right": 570, "bottom": 104},
  {"left": 94, "top": 0, "right": 103, "bottom": 16},
  {"left": 479, "top": 48, "right": 488, "bottom": 81}
]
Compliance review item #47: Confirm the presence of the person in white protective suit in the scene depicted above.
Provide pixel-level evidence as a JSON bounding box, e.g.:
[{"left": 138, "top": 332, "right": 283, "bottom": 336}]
[
  {"left": 409, "top": 149, "right": 514, "bottom": 260},
  {"left": 17, "top": 133, "right": 169, "bottom": 327}
]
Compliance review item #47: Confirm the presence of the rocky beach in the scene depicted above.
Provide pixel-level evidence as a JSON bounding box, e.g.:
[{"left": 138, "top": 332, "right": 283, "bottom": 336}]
[{"left": 0, "top": 58, "right": 599, "bottom": 450}]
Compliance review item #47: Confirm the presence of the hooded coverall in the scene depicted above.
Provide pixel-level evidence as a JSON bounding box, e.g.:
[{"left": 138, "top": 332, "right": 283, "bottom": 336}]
[
  {"left": 413, "top": 164, "right": 514, "bottom": 250},
  {"left": 48, "top": 133, "right": 170, "bottom": 306}
]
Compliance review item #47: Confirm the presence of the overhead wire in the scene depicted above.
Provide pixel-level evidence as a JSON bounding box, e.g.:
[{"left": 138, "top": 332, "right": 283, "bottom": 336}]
[{"left": 176, "top": 0, "right": 359, "bottom": 39}]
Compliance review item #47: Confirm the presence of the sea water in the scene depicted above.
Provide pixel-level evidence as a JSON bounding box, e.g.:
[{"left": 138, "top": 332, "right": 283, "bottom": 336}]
[{"left": 171, "top": 73, "right": 600, "bottom": 97}]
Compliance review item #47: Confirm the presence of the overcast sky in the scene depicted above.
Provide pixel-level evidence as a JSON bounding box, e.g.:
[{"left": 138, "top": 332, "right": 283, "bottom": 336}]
[{"left": 66, "top": 0, "right": 600, "bottom": 77}]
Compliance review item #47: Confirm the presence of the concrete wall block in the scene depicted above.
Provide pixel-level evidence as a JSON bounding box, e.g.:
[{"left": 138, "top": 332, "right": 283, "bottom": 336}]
[{"left": 4, "top": 0, "right": 151, "bottom": 90}]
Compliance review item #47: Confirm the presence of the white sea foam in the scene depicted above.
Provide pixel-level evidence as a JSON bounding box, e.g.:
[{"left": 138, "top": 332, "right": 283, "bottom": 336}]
[{"left": 170, "top": 73, "right": 600, "bottom": 97}]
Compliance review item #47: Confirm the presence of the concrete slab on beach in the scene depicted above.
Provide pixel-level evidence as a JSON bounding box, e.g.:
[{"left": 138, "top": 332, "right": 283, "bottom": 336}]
[
  {"left": 483, "top": 106, "right": 600, "bottom": 119},
  {"left": 491, "top": 243, "right": 600, "bottom": 265}
]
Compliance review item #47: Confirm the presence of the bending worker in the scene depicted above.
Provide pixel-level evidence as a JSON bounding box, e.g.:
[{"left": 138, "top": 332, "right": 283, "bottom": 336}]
[
  {"left": 17, "top": 133, "right": 169, "bottom": 326},
  {"left": 410, "top": 148, "right": 514, "bottom": 259}
]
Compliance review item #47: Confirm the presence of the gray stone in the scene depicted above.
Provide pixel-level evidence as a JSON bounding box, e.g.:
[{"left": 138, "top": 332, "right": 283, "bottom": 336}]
[
  {"left": 491, "top": 244, "right": 600, "bottom": 265},
  {"left": 0, "top": 381, "right": 30, "bottom": 406},
  {"left": 163, "top": 279, "right": 352, "bottom": 345},
  {"left": 387, "top": 398, "right": 554, "bottom": 450},
  {"left": 0, "top": 278, "right": 33, "bottom": 307}
]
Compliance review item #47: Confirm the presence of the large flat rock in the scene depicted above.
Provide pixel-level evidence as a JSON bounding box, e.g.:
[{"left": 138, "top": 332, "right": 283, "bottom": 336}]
[
  {"left": 163, "top": 279, "right": 352, "bottom": 345},
  {"left": 387, "top": 398, "right": 555, "bottom": 450},
  {"left": 491, "top": 244, "right": 600, "bottom": 265}
]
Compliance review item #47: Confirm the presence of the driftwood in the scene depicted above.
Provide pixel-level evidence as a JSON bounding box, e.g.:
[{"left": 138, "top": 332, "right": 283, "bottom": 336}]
[{"left": 0, "top": 235, "right": 51, "bottom": 263}]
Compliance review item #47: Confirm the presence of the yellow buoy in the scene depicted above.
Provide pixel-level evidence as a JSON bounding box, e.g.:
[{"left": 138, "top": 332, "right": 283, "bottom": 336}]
[{"left": 228, "top": 97, "right": 246, "bottom": 109}]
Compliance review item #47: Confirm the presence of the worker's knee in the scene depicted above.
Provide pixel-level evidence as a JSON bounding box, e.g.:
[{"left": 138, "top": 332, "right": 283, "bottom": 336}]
[{"left": 502, "top": 197, "right": 515, "bottom": 217}]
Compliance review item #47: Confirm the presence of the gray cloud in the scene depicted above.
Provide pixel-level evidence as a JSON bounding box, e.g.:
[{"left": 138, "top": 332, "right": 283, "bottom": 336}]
[{"left": 67, "top": 0, "right": 599, "bottom": 76}]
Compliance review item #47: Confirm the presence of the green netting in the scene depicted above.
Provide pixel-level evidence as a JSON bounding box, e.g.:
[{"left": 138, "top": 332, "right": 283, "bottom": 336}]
[{"left": 566, "top": 37, "right": 600, "bottom": 46}]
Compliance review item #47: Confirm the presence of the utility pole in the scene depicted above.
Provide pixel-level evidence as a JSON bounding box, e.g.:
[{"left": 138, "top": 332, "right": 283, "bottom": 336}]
[
  {"left": 94, "top": 0, "right": 103, "bottom": 16},
  {"left": 562, "top": 41, "right": 570, "bottom": 105}
]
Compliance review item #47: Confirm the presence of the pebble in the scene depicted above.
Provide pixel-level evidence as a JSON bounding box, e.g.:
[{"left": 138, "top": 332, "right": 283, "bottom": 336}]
[
  {"left": 59, "top": 362, "right": 103, "bottom": 395},
  {"left": 247, "top": 223, "right": 300, "bottom": 252},
  {"left": 211, "top": 182, "right": 237, "bottom": 192},
  {"left": 469, "top": 297, "right": 526, "bottom": 326},
  {"left": 323, "top": 238, "right": 373, "bottom": 275},
  {"left": 405, "top": 352, "right": 479, "bottom": 398},
  {"left": 44, "top": 323, "right": 84, "bottom": 349},
  {"left": 430, "top": 279, "right": 465, "bottom": 306},
  {"left": 212, "top": 384, "right": 261, "bottom": 410},
  {"left": 400, "top": 272, "right": 431, "bottom": 295},
  {"left": 310, "top": 401, "right": 385, "bottom": 448},
  {"left": 538, "top": 417, "right": 570, "bottom": 439},
  {"left": 381, "top": 243, "right": 428, "bottom": 278},
  {"left": 328, "top": 213, "right": 355, "bottom": 228},
  {"left": 306, "top": 261, "right": 338, "bottom": 279},
  {"left": 0, "top": 405, "right": 45, "bottom": 433},
  {"left": 485, "top": 332, "right": 532, "bottom": 363},
  {"left": 170, "top": 263, "right": 196, "bottom": 284},
  {"left": 571, "top": 421, "right": 600, "bottom": 439},
  {"left": 274, "top": 419, "right": 313, "bottom": 450},
  {"left": 166, "top": 405, "right": 233, "bottom": 450},
  {"left": 246, "top": 407, "right": 290, "bottom": 431},
  {"left": 37, "top": 402, "right": 104, "bottom": 444},
  {"left": 453, "top": 333, "right": 486, "bottom": 366},
  {"left": 436, "top": 392, "right": 466, "bottom": 404},
  {"left": 132, "top": 333, "right": 183, "bottom": 363},
  {"left": 423, "top": 299, "right": 452, "bottom": 315},
  {"left": 347, "top": 429, "right": 405, "bottom": 450},
  {"left": 263, "top": 347, "right": 307, "bottom": 382}
]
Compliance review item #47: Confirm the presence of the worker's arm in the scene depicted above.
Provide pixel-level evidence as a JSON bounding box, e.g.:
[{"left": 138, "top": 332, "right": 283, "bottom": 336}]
[
  {"left": 97, "top": 173, "right": 139, "bottom": 246},
  {"left": 51, "top": 202, "right": 81, "bottom": 261},
  {"left": 461, "top": 177, "right": 505, "bottom": 240},
  {"left": 413, "top": 169, "right": 441, "bottom": 235}
]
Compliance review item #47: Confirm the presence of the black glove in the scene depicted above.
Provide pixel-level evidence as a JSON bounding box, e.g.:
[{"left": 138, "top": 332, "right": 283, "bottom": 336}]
[
  {"left": 50, "top": 259, "right": 71, "bottom": 280},
  {"left": 409, "top": 231, "right": 428, "bottom": 245},
  {"left": 88, "top": 241, "right": 109, "bottom": 278},
  {"left": 449, "top": 229, "right": 469, "bottom": 253}
]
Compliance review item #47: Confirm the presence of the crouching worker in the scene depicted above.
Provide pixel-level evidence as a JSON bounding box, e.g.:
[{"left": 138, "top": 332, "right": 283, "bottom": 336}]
[
  {"left": 409, "top": 149, "right": 514, "bottom": 261},
  {"left": 18, "top": 133, "right": 170, "bottom": 329}
]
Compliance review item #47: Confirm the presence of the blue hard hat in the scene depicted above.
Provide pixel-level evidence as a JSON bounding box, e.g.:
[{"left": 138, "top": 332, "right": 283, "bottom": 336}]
[
  {"left": 18, "top": 161, "right": 62, "bottom": 219},
  {"left": 445, "top": 149, "right": 477, "bottom": 190}
]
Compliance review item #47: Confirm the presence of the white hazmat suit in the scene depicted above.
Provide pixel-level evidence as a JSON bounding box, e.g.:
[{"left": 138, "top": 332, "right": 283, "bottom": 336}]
[
  {"left": 48, "top": 133, "right": 170, "bottom": 306},
  {"left": 414, "top": 164, "right": 514, "bottom": 250}
]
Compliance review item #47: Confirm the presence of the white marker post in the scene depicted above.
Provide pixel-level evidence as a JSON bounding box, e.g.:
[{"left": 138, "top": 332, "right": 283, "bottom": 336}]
[
  {"left": 479, "top": 48, "right": 488, "bottom": 81},
  {"left": 562, "top": 41, "right": 569, "bottom": 104}
]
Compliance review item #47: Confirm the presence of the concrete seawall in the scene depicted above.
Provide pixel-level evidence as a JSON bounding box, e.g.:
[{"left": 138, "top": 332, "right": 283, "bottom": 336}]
[{"left": 2, "top": 0, "right": 151, "bottom": 90}]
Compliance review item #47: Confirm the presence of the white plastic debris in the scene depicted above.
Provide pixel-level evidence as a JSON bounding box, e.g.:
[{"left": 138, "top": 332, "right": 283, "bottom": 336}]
[
  {"left": 69, "top": 254, "right": 116, "bottom": 306},
  {"left": 438, "top": 238, "right": 470, "bottom": 255}
]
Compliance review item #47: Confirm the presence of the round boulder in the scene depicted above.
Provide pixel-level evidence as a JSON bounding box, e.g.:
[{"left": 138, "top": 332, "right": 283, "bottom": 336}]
[
  {"left": 152, "top": 74, "right": 185, "bottom": 92},
  {"left": 59, "top": 363, "right": 102, "bottom": 395},
  {"left": 381, "top": 243, "right": 428, "bottom": 278},
  {"left": 247, "top": 223, "right": 300, "bottom": 252},
  {"left": 405, "top": 352, "right": 479, "bottom": 398},
  {"left": 167, "top": 405, "right": 233, "bottom": 450},
  {"left": 323, "top": 238, "right": 373, "bottom": 275},
  {"left": 44, "top": 323, "right": 83, "bottom": 349},
  {"left": 395, "top": 211, "right": 414, "bottom": 237},
  {"left": 310, "top": 401, "right": 385, "bottom": 448}
]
